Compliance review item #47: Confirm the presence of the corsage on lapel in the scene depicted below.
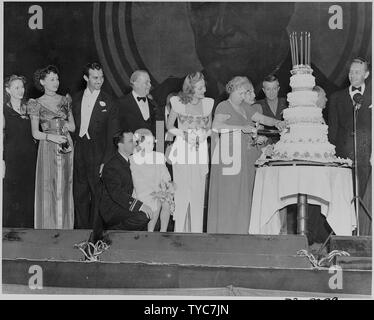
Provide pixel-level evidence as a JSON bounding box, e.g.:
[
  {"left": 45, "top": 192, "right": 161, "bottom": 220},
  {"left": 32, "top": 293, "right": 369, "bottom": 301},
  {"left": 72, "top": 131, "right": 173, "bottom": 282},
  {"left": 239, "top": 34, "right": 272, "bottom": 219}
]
[{"left": 99, "top": 100, "right": 107, "bottom": 112}]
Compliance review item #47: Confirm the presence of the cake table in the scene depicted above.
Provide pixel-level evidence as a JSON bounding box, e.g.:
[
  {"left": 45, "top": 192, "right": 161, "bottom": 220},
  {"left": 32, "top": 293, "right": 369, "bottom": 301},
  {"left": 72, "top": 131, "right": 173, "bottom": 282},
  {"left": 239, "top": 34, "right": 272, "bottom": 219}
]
[{"left": 248, "top": 161, "right": 357, "bottom": 236}]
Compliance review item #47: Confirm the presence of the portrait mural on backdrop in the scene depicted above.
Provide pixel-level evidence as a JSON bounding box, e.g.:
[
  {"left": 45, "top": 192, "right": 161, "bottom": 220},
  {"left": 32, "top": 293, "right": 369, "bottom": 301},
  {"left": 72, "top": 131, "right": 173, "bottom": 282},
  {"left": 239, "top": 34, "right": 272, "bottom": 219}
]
[
  {"left": 7, "top": 2, "right": 372, "bottom": 103},
  {"left": 90, "top": 2, "right": 371, "bottom": 105},
  {"left": 2, "top": 2, "right": 373, "bottom": 284}
]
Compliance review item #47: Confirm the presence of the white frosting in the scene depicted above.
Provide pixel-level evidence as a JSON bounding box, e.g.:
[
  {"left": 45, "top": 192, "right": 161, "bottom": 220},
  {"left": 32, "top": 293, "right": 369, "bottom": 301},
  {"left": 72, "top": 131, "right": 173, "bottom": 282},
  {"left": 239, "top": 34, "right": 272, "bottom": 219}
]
[
  {"left": 290, "top": 74, "right": 315, "bottom": 89},
  {"left": 281, "top": 124, "right": 329, "bottom": 143},
  {"left": 273, "top": 141, "right": 336, "bottom": 162},
  {"left": 273, "top": 123, "right": 336, "bottom": 162},
  {"left": 271, "top": 68, "right": 344, "bottom": 164},
  {"left": 283, "top": 107, "right": 324, "bottom": 124},
  {"left": 287, "top": 91, "right": 318, "bottom": 107}
]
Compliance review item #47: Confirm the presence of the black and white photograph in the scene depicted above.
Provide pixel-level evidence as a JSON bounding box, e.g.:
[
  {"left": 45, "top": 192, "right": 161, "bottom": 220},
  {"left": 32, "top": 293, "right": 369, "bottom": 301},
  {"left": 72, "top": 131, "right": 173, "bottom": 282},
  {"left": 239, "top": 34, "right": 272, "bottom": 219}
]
[{"left": 1, "top": 0, "right": 372, "bottom": 302}]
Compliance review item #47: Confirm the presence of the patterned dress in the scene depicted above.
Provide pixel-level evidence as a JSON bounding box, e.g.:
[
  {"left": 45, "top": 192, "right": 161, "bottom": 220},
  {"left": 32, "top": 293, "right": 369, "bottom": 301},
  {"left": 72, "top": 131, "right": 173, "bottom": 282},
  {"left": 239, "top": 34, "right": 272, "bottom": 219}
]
[
  {"left": 27, "top": 96, "right": 74, "bottom": 229},
  {"left": 168, "top": 96, "right": 214, "bottom": 233}
]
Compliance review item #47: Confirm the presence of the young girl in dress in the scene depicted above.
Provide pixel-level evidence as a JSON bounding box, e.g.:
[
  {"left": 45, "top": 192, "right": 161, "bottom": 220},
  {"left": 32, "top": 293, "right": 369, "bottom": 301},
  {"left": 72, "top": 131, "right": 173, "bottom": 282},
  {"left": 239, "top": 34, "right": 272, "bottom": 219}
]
[{"left": 130, "top": 129, "right": 174, "bottom": 232}]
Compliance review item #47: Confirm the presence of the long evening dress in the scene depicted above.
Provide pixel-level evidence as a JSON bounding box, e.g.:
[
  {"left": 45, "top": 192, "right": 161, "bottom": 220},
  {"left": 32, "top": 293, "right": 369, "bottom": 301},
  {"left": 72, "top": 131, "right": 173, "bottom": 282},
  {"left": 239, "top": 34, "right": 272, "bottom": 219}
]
[
  {"left": 27, "top": 96, "right": 74, "bottom": 229},
  {"left": 3, "top": 102, "right": 37, "bottom": 227},
  {"left": 168, "top": 96, "right": 214, "bottom": 233},
  {"left": 207, "top": 100, "right": 263, "bottom": 234}
]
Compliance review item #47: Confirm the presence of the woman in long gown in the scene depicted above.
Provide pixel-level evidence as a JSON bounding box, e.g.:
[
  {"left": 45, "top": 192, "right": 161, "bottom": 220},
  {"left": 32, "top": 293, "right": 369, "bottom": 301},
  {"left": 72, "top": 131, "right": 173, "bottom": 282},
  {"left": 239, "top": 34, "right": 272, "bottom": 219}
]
[
  {"left": 27, "top": 65, "right": 75, "bottom": 229},
  {"left": 3, "top": 75, "right": 37, "bottom": 227},
  {"left": 207, "top": 76, "right": 284, "bottom": 234},
  {"left": 166, "top": 72, "right": 214, "bottom": 233}
]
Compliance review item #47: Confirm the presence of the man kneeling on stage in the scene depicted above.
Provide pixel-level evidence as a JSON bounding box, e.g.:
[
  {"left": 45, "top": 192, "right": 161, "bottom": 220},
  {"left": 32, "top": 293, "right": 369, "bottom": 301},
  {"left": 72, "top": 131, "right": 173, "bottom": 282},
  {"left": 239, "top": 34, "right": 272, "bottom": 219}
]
[{"left": 91, "top": 130, "right": 153, "bottom": 243}]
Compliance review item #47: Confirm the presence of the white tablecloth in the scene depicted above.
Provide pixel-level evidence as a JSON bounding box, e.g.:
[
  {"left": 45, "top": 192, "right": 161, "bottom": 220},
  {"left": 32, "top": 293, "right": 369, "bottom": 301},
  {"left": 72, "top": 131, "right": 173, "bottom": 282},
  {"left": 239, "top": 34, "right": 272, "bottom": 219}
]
[{"left": 248, "top": 166, "right": 357, "bottom": 236}]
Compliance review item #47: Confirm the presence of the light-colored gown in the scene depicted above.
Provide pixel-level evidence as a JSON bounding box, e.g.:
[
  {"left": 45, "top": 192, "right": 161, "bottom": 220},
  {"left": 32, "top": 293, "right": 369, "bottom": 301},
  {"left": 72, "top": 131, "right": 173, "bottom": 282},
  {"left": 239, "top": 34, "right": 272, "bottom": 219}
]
[
  {"left": 27, "top": 96, "right": 74, "bottom": 229},
  {"left": 130, "top": 151, "right": 171, "bottom": 211},
  {"left": 207, "top": 100, "right": 263, "bottom": 234},
  {"left": 168, "top": 96, "right": 214, "bottom": 233}
]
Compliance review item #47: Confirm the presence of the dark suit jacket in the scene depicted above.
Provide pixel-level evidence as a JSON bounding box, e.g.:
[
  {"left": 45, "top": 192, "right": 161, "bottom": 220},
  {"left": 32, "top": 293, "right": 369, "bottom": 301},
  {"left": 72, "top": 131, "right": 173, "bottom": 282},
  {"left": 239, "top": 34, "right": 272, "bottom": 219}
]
[
  {"left": 257, "top": 97, "right": 288, "bottom": 120},
  {"left": 117, "top": 92, "right": 163, "bottom": 136},
  {"left": 328, "top": 81, "right": 372, "bottom": 196},
  {"left": 99, "top": 152, "right": 144, "bottom": 228},
  {"left": 256, "top": 97, "right": 288, "bottom": 143},
  {"left": 328, "top": 82, "right": 372, "bottom": 159},
  {"left": 72, "top": 90, "right": 119, "bottom": 165}
]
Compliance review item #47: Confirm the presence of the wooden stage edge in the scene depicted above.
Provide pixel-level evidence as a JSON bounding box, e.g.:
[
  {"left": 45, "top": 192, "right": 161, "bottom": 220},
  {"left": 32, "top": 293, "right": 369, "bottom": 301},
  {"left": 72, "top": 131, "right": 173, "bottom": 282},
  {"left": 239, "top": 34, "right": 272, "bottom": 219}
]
[{"left": 2, "top": 228, "right": 372, "bottom": 296}]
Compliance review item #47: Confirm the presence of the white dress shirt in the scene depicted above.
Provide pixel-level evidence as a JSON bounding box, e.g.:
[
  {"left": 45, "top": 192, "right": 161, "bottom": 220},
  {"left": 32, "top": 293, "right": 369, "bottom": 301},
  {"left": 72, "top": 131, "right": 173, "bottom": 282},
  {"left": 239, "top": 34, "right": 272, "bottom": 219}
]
[
  {"left": 79, "top": 88, "right": 100, "bottom": 139},
  {"left": 164, "top": 105, "right": 173, "bottom": 141},
  {"left": 349, "top": 83, "right": 365, "bottom": 100},
  {"left": 132, "top": 91, "right": 150, "bottom": 121},
  {"left": 119, "top": 151, "right": 129, "bottom": 163}
]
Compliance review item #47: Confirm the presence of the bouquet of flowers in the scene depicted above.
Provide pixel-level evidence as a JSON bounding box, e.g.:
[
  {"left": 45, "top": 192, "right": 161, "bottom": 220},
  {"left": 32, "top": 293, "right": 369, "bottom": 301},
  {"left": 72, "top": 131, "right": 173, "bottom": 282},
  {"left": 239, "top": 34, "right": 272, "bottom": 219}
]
[
  {"left": 151, "top": 180, "right": 176, "bottom": 214},
  {"left": 59, "top": 93, "right": 72, "bottom": 118},
  {"left": 57, "top": 94, "right": 73, "bottom": 154}
]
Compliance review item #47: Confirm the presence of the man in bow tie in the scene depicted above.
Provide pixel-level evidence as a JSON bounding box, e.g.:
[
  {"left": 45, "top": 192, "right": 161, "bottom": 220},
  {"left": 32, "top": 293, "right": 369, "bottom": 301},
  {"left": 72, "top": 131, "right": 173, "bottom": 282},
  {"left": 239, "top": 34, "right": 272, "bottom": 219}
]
[
  {"left": 72, "top": 62, "right": 120, "bottom": 229},
  {"left": 328, "top": 57, "right": 372, "bottom": 235},
  {"left": 118, "top": 70, "right": 163, "bottom": 138}
]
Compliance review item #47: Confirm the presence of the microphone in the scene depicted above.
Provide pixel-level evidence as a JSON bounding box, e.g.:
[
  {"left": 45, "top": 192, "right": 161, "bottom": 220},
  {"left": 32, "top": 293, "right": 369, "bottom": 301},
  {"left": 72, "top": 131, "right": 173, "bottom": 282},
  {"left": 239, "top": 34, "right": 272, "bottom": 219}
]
[{"left": 353, "top": 92, "right": 364, "bottom": 110}]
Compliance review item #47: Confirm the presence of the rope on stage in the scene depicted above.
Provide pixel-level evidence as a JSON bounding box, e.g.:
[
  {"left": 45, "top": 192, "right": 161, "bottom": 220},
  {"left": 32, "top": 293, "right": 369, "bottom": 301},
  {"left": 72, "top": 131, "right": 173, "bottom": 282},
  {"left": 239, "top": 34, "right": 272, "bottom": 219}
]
[
  {"left": 297, "top": 249, "right": 350, "bottom": 269},
  {"left": 74, "top": 240, "right": 110, "bottom": 262}
]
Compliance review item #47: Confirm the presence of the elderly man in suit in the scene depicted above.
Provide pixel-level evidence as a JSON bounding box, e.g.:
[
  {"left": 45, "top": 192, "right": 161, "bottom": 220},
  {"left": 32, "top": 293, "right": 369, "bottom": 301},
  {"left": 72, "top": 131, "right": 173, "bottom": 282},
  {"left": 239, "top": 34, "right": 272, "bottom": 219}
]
[
  {"left": 91, "top": 130, "right": 153, "bottom": 242},
  {"left": 328, "top": 57, "right": 372, "bottom": 235},
  {"left": 72, "top": 62, "right": 119, "bottom": 229},
  {"left": 118, "top": 70, "right": 163, "bottom": 137}
]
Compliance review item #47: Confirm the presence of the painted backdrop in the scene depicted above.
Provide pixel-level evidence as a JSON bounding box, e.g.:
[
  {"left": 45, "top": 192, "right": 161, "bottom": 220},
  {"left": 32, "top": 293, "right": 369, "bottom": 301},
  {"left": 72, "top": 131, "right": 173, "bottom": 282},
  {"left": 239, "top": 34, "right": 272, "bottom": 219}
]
[{"left": 4, "top": 2, "right": 372, "bottom": 104}]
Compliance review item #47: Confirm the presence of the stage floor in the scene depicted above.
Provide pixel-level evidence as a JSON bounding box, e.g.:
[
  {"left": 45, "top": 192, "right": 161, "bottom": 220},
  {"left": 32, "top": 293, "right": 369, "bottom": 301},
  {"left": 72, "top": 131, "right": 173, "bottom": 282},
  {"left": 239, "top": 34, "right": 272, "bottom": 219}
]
[
  {"left": 2, "top": 228, "right": 372, "bottom": 296},
  {"left": 2, "top": 284, "right": 371, "bottom": 299}
]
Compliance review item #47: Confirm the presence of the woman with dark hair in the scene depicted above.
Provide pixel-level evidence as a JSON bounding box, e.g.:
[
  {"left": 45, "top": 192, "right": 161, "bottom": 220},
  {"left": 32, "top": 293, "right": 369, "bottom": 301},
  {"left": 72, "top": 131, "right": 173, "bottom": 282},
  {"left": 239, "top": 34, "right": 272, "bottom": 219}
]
[
  {"left": 3, "top": 75, "right": 37, "bottom": 227},
  {"left": 166, "top": 72, "right": 214, "bottom": 232},
  {"left": 27, "top": 65, "right": 75, "bottom": 229}
]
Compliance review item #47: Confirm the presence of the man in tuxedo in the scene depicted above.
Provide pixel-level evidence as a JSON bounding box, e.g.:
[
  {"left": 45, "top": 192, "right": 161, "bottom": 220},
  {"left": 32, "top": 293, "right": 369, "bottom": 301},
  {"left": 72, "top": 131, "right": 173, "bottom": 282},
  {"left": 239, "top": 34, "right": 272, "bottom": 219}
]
[
  {"left": 91, "top": 130, "right": 153, "bottom": 242},
  {"left": 118, "top": 70, "right": 162, "bottom": 137},
  {"left": 256, "top": 75, "right": 288, "bottom": 144},
  {"left": 72, "top": 62, "right": 119, "bottom": 229},
  {"left": 328, "top": 57, "right": 372, "bottom": 235}
]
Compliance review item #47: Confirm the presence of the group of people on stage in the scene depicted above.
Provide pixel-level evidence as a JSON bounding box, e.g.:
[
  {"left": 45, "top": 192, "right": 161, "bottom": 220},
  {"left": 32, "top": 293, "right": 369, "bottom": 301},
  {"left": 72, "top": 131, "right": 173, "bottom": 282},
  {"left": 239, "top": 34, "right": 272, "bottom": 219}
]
[{"left": 3, "top": 57, "right": 372, "bottom": 239}]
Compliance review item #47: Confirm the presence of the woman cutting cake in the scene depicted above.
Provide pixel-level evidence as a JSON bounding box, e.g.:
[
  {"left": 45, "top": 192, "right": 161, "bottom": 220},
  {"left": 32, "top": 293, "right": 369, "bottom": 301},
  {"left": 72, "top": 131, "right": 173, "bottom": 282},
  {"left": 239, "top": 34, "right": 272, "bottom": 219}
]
[{"left": 207, "top": 76, "right": 285, "bottom": 234}]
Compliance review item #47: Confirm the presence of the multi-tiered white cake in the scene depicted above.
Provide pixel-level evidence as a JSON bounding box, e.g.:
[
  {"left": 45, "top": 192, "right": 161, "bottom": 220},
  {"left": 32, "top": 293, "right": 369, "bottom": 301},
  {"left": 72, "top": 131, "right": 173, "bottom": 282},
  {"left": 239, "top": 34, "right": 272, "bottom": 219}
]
[{"left": 272, "top": 66, "right": 337, "bottom": 162}]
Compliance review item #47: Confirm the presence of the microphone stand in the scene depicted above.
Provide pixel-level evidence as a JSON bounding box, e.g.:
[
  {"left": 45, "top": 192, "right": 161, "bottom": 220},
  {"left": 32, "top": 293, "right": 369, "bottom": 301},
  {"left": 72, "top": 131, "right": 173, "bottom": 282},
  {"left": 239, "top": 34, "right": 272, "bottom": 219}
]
[
  {"left": 352, "top": 102, "right": 360, "bottom": 235},
  {"left": 352, "top": 100, "right": 372, "bottom": 236}
]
